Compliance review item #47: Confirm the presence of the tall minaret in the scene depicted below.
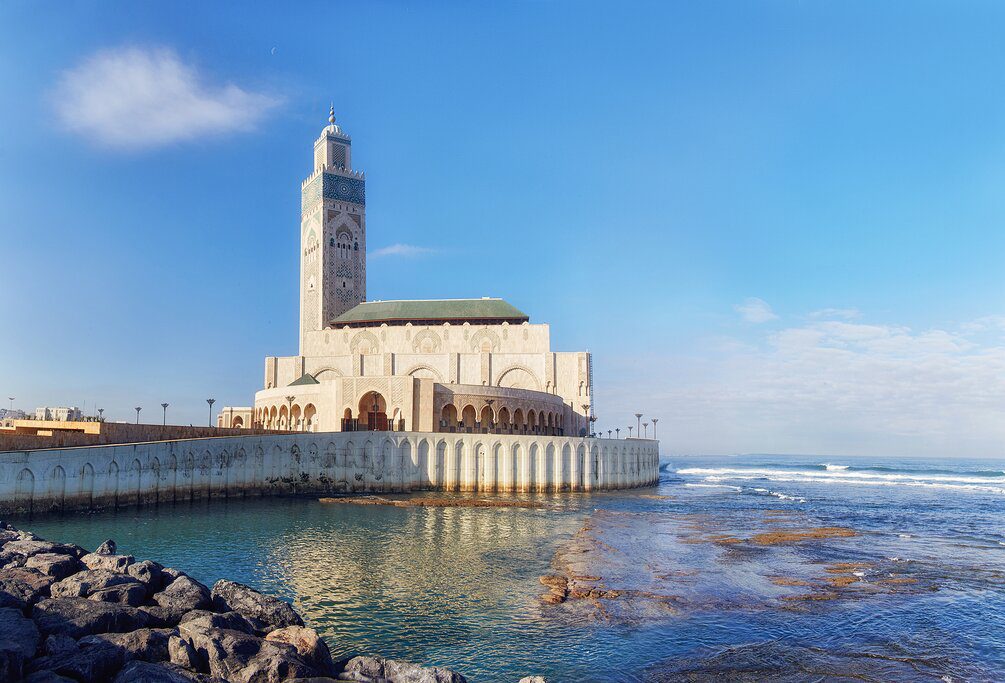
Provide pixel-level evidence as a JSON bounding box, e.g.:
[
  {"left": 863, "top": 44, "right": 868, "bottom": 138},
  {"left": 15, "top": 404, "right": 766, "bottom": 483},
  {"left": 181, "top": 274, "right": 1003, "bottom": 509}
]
[{"left": 299, "top": 104, "right": 366, "bottom": 352}]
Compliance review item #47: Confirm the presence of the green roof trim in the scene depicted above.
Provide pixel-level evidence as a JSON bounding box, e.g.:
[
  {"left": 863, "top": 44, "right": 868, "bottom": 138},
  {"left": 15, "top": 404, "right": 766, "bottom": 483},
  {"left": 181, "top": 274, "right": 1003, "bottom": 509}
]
[
  {"left": 289, "top": 373, "right": 320, "bottom": 386},
  {"left": 332, "top": 298, "right": 529, "bottom": 326}
]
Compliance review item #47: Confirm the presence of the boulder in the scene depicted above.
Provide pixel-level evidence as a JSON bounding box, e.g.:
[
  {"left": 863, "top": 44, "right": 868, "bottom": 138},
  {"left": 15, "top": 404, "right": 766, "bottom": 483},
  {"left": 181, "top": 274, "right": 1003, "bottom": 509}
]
[
  {"left": 0, "top": 606, "right": 40, "bottom": 681},
  {"left": 0, "top": 528, "right": 21, "bottom": 544},
  {"left": 129, "top": 559, "right": 165, "bottom": 593},
  {"left": 80, "top": 627, "right": 175, "bottom": 663},
  {"left": 179, "top": 623, "right": 317, "bottom": 681},
  {"left": 113, "top": 659, "right": 225, "bottom": 682},
  {"left": 0, "top": 566, "right": 55, "bottom": 609},
  {"left": 140, "top": 605, "right": 190, "bottom": 628},
  {"left": 338, "top": 656, "right": 468, "bottom": 683},
  {"left": 154, "top": 575, "right": 211, "bottom": 611},
  {"left": 32, "top": 597, "right": 150, "bottom": 638},
  {"left": 518, "top": 678, "right": 548, "bottom": 683},
  {"left": 95, "top": 539, "right": 117, "bottom": 555},
  {"left": 180, "top": 609, "right": 257, "bottom": 634},
  {"left": 161, "top": 567, "right": 186, "bottom": 585},
  {"left": 168, "top": 634, "right": 201, "bottom": 670},
  {"left": 4, "top": 539, "right": 79, "bottom": 559},
  {"left": 266, "top": 626, "right": 335, "bottom": 675},
  {"left": 81, "top": 552, "right": 134, "bottom": 572},
  {"left": 25, "top": 552, "right": 82, "bottom": 580},
  {"left": 31, "top": 638, "right": 125, "bottom": 683},
  {"left": 211, "top": 579, "right": 304, "bottom": 630},
  {"left": 51, "top": 568, "right": 145, "bottom": 599},
  {"left": 24, "top": 671, "right": 76, "bottom": 683},
  {"left": 44, "top": 634, "right": 80, "bottom": 656},
  {"left": 90, "top": 582, "right": 148, "bottom": 607}
]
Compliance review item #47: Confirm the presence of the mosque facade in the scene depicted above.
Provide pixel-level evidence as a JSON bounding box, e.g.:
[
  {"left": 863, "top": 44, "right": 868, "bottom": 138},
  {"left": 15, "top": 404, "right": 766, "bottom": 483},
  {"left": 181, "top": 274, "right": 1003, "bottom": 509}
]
[{"left": 220, "top": 108, "right": 597, "bottom": 439}]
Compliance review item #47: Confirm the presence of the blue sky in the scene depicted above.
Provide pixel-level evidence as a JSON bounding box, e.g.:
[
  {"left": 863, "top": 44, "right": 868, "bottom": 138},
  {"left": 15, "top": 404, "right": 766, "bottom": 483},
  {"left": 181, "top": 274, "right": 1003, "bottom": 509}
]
[{"left": 1, "top": 2, "right": 1003, "bottom": 457}]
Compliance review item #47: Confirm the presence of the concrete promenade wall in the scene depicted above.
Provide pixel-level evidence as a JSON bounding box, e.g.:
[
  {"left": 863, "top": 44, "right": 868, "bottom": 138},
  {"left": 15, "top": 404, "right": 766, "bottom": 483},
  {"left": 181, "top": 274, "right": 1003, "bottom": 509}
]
[{"left": 0, "top": 431, "right": 660, "bottom": 515}]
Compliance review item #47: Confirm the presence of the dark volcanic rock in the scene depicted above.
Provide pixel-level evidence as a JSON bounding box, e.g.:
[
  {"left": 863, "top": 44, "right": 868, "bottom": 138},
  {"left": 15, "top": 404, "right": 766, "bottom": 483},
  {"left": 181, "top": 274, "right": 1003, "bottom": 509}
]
[
  {"left": 96, "top": 539, "right": 117, "bottom": 555},
  {"left": 338, "top": 655, "right": 468, "bottom": 683},
  {"left": 25, "top": 552, "right": 82, "bottom": 580},
  {"left": 0, "top": 566, "right": 55, "bottom": 610},
  {"left": 265, "top": 626, "right": 335, "bottom": 676},
  {"left": 155, "top": 575, "right": 211, "bottom": 611},
  {"left": 32, "top": 597, "right": 150, "bottom": 638},
  {"left": 179, "top": 622, "right": 318, "bottom": 681},
  {"left": 51, "top": 568, "right": 145, "bottom": 599},
  {"left": 128, "top": 559, "right": 165, "bottom": 593},
  {"left": 24, "top": 671, "right": 76, "bottom": 683},
  {"left": 81, "top": 627, "right": 175, "bottom": 663},
  {"left": 35, "top": 638, "right": 125, "bottom": 683},
  {"left": 113, "top": 659, "right": 225, "bottom": 682},
  {"left": 168, "top": 634, "right": 201, "bottom": 670},
  {"left": 140, "top": 604, "right": 190, "bottom": 628},
  {"left": 0, "top": 606, "right": 40, "bottom": 681},
  {"left": 90, "top": 582, "right": 148, "bottom": 607},
  {"left": 180, "top": 608, "right": 257, "bottom": 634},
  {"left": 211, "top": 579, "right": 304, "bottom": 630},
  {"left": 81, "top": 552, "right": 134, "bottom": 572}
]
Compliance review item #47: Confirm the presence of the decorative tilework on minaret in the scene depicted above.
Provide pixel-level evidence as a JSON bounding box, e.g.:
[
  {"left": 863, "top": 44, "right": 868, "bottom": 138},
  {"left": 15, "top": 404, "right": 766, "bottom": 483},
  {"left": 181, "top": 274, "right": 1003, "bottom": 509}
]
[{"left": 299, "top": 104, "right": 367, "bottom": 353}]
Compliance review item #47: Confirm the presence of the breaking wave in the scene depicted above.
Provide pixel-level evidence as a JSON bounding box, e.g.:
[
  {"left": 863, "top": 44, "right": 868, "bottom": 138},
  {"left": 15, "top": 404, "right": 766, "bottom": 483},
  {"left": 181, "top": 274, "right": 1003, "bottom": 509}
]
[{"left": 675, "top": 463, "right": 1005, "bottom": 495}]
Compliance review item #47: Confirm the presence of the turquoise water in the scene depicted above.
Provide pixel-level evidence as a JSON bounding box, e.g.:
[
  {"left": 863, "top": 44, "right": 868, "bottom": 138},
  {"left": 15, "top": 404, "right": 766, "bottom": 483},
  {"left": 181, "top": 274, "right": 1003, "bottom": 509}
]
[{"left": 25, "top": 454, "right": 1005, "bottom": 682}]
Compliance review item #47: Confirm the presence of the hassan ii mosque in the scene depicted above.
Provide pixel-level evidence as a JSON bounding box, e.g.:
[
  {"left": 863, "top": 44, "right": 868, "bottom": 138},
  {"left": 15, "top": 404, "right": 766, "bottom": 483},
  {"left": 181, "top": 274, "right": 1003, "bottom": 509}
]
[{"left": 220, "top": 106, "right": 598, "bottom": 440}]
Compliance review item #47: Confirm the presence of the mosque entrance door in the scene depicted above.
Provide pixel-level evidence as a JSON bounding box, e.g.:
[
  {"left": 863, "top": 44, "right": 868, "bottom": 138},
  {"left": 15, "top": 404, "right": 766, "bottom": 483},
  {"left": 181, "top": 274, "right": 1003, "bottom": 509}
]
[{"left": 359, "top": 391, "right": 388, "bottom": 431}]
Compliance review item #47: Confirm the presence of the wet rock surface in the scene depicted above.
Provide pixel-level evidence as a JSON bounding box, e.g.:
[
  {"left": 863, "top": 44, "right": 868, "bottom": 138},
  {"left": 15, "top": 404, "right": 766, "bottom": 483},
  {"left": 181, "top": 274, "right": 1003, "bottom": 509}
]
[{"left": 0, "top": 522, "right": 478, "bottom": 682}]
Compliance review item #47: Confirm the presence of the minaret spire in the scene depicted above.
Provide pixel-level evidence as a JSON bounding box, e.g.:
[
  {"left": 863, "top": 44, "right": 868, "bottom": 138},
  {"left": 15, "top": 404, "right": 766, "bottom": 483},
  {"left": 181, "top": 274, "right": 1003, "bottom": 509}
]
[{"left": 328, "top": 103, "right": 335, "bottom": 126}]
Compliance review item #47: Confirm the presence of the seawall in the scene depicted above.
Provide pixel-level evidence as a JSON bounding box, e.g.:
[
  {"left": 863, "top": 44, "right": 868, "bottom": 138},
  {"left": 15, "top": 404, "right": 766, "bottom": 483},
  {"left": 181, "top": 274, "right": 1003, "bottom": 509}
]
[{"left": 0, "top": 432, "right": 660, "bottom": 515}]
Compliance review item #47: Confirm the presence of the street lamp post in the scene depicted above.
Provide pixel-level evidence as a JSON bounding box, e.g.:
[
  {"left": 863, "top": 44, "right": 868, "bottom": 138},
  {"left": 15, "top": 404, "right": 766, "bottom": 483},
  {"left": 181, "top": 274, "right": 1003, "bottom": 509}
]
[
  {"left": 615, "top": 428, "right": 620, "bottom": 439},
  {"left": 206, "top": 399, "right": 216, "bottom": 428},
  {"left": 161, "top": 403, "right": 169, "bottom": 426},
  {"left": 635, "top": 413, "right": 643, "bottom": 438},
  {"left": 643, "top": 421, "right": 649, "bottom": 438},
  {"left": 97, "top": 408, "right": 104, "bottom": 422},
  {"left": 485, "top": 399, "right": 494, "bottom": 433},
  {"left": 371, "top": 391, "right": 379, "bottom": 431},
  {"left": 134, "top": 406, "right": 142, "bottom": 424},
  {"left": 628, "top": 426, "right": 633, "bottom": 438},
  {"left": 652, "top": 418, "right": 659, "bottom": 439},
  {"left": 7, "top": 397, "right": 12, "bottom": 412},
  {"left": 285, "top": 396, "right": 294, "bottom": 430}
]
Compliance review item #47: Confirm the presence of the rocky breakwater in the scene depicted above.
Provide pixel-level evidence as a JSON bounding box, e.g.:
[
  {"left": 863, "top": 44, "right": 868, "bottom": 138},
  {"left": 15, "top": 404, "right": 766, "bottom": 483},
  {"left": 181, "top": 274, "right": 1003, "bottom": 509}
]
[{"left": 0, "top": 523, "right": 473, "bottom": 683}]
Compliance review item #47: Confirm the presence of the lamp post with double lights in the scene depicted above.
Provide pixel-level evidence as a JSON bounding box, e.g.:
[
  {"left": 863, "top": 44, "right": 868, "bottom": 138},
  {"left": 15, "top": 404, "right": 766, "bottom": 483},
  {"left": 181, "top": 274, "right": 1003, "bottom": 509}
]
[
  {"left": 285, "top": 396, "right": 294, "bottom": 430},
  {"left": 652, "top": 418, "right": 659, "bottom": 439},
  {"left": 134, "top": 406, "right": 142, "bottom": 424},
  {"left": 206, "top": 399, "right": 216, "bottom": 427},
  {"left": 161, "top": 403, "right": 169, "bottom": 426},
  {"left": 628, "top": 426, "right": 633, "bottom": 438},
  {"left": 643, "top": 421, "right": 649, "bottom": 439},
  {"left": 635, "top": 413, "right": 643, "bottom": 438}
]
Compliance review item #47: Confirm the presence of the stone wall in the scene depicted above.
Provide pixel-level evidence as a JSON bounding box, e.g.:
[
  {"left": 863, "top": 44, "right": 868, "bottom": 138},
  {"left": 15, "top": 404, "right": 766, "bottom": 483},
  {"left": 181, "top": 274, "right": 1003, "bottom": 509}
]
[
  {"left": 0, "top": 422, "right": 286, "bottom": 453},
  {"left": 0, "top": 432, "right": 660, "bottom": 516}
]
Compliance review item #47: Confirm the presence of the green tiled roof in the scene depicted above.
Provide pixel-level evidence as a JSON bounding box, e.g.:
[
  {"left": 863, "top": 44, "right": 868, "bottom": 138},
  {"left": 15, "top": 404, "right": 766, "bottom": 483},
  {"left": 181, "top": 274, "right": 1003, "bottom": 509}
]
[
  {"left": 332, "top": 298, "right": 529, "bottom": 326},
  {"left": 289, "top": 373, "right": 320, "bottom": 386}
]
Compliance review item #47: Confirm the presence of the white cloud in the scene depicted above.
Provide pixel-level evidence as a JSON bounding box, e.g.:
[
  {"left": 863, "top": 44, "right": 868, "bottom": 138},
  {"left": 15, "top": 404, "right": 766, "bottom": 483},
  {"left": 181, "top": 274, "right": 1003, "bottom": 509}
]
[
  {"left": 369, "top": 243, "right": 436, "bottom": 258},
  {"left": 603, "top": 313, "right": 1005, "bottom": 458},
  {"left": 53, "top": 46, "right": 279, "bottom": 149},
  {"left": 734, "top": 297, "right": 778, "bottom": 323},
  {"left": 809, "top": 307, "right": 861, "bottom": 320}
]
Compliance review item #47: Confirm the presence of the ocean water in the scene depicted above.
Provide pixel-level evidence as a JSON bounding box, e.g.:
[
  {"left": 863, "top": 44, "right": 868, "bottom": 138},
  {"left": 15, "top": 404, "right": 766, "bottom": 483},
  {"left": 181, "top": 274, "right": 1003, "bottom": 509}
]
[{"left": 24, "top": 454, "right": 1005, "bottom": 682}]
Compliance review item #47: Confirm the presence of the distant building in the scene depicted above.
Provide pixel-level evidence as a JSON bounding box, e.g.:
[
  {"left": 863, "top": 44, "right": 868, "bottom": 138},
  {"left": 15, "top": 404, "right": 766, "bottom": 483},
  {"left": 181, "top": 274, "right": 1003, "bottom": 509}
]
[{"left": 34, "top": 406, "right": 83, "bottom": 422}]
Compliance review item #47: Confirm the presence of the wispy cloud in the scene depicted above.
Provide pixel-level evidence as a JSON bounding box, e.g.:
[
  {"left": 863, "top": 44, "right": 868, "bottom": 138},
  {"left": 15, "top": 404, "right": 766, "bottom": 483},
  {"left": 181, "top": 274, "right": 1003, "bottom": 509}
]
[
  {"left": 734, "top": 297, "right": 778, "bottom": 323},
  {"left": 53, "top": 46, "right": 279, "bottom": 150},
  {"left": 809, "top": 307, "right": 861, "bottom": 320},
  {"left": 369, "top": 243, "right": 437, "bottom": 258}
]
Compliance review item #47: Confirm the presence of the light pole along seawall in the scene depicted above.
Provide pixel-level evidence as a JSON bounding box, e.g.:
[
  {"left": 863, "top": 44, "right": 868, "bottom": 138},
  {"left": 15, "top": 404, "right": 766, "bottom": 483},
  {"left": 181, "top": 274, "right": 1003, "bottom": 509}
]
[{"left": 0, "top": 432, "right": 661, "bottom": 516}]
